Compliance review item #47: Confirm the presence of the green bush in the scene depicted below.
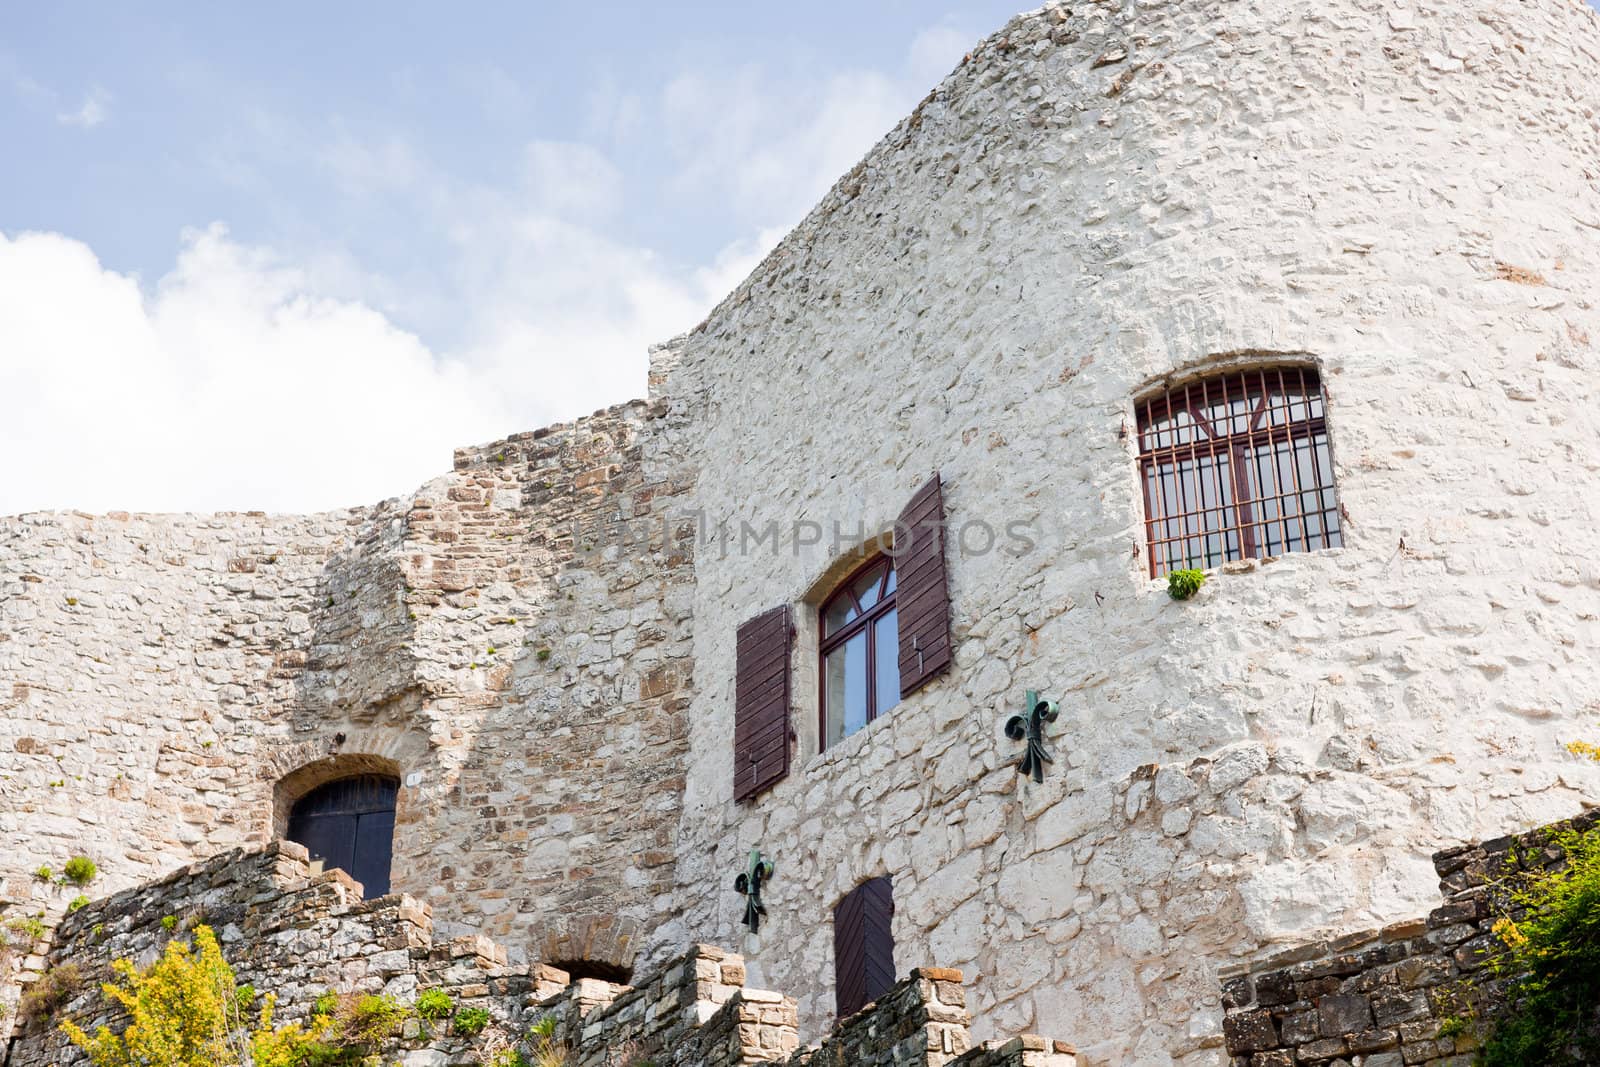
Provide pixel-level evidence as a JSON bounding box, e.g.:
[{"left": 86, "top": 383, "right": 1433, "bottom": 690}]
[
  {"left": 62, "top": 857, "right": 97, "bottom": 886},
  {"left": 415, "top": 988, "right": 453, "bottom": 1022},
  {"left": 1166, "top": 569, "right": 1207, "bottom": 601},
  {"left": 6, "top": 915, "right": 48, "bottom": 943},
  {"left": 1481, "top": 826, "right": 1600, "bottom": 1065},
  {"left": 454, "top": 1006, "right": 492, "bottom": 1038},
  {"left": 344, "top": 994, "right": 407, "bottom": 1045},
  {"left": 68, "top": 895, "right": 90, "bottom": 914}
]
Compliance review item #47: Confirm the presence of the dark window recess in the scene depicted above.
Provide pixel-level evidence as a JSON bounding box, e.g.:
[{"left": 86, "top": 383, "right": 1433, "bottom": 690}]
[
  {"left": 546, "top": 958, "right": 632, "bottom": 985},
  {"left": 285, "top": 775, "right": 398, "bottom": 897},
  {"left": 1137, "top": 366, "right": 1342, "bottom": 578},
  {"left": 834, "top": 875, "right": 896, "bottom": 1018},
  {"left": 819, "top": 557, "right": 900, "bottom": 750},
  {"left": 895, "top": 474, "right": 953, "bottom": 696},
  {"left": 734, "top": 605, "right": 793, "bottom": 802}
]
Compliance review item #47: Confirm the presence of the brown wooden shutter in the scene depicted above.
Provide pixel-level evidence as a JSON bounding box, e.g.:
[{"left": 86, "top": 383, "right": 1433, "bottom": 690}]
[
  {"left": 733, "top": 605, "right": 793, "bottom": 802},
  {"left": 896, "top": 473, "right": 953, "bottom": 696},
  {"left": 834, "top": 875, "right": 895, "bottom": 1018}
]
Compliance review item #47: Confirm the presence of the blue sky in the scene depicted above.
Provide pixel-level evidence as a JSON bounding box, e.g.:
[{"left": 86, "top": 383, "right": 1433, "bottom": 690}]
[
  {"left": 0, "top": 2, "right": 1021, "bottom": 512},
  {"left": 3, "top": 3, "right": 1597, "bottom": 513}
]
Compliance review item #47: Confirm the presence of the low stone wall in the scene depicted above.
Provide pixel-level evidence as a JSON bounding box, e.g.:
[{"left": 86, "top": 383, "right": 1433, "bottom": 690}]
[
  {"left": 3, "top": 844, "right": 1078, "bottom": 1067},
  {"left": 1220, "top": 810, "right": 1599, "bottom": 1066},
  {"left": 3, "top": 841, "right": 536, "bottom": 1067},
  {"left": 533, "top": 944, "right": 1077, "bottom": 1067}
]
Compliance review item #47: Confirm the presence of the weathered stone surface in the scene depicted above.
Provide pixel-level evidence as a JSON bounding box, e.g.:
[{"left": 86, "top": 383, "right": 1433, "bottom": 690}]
[
  {"left": 0, "top": 401, "right": 697, "bottom": 1007},
  {"left": 3, "top": 0, "right": 1600, "bottom": 1064},
  {"left": 1222, "top": 813, "right": 1600, "bottom": 1066},
  {"left": 4, "top": 848, "right": 1076, "bottom": 1067}
]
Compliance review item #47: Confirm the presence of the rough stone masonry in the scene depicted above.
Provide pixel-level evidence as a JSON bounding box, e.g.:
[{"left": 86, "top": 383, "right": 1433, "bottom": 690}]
[{"left": 5, "top": 0, "right": 1600, "bottom": 1064}]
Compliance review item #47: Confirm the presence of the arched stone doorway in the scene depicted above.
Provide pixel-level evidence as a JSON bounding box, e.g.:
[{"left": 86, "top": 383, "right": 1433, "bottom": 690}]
[{"left": 278, "top": 762, "right": 400, "bottom": 898}]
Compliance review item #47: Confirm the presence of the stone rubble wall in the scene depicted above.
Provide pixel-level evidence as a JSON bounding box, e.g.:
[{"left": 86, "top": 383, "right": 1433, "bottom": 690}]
[
  {"left": 0, "top": 398, "right": 698, "bottom": 1016},
  {"left": 1219, "top": 809, "right": 1600, "bottom": 1066},
  {"left": 4, "top": 845, "right": 1073, "bottom": 1067},
  {"left": 655, "top": 0, "right": 1600, "bottom": 1061},
  {"left": 4, "top": 841, "right": 537, "bottom": 1067}
]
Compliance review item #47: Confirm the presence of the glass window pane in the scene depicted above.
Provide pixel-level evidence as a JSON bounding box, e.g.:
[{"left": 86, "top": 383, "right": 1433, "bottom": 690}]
[
  {"left": 824, "top": 594, "right": 857, "bottom": 637},
  {"left": 825, "top": 632, "right": 868, "bottom": 746},
  {"left": 873, "top": 609, "right": 901, "bottom": 719},
  {"left": 852, "top": 564, "right": 884, "bottom": 611}
]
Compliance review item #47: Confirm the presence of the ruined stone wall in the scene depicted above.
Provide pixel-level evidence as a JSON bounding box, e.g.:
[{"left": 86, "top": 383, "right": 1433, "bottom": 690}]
[
  {"left": 657, "top": 0, "right": 1600, "bottom": 1063},
  {"left": 6, "top": 847, "right": 1071, "bottom": 1067},
  {"left": 1220, "top": 809, "right": 1600, "bottom": 1065},
  {"left": 5, "top": 842, "right": 537, "bottom": 1067},
  {"left": 0, "top": 399, "right": 697, "bottom": 1014}
]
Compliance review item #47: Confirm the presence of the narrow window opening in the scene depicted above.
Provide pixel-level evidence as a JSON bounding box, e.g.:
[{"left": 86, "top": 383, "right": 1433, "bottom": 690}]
[
  {"left": 546, "top": 958, "right": 633, "bottom": 985},
  {"left": 1137, "top": 365, "right": 1342, "bottom": 577}
]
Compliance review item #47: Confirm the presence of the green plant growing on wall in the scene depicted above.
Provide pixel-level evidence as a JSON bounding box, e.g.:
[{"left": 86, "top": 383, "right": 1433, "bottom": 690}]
[
  {"left": 1479, "top": 825, "right": 1600, "bottom": 1065},
  {"left": 415, "top": 988, "right": 452, "bottom": 1022},
  {"left": 343, "top": 994, "right": 408, "bottom": 1045},
  {"left": 34, "top": 865, "right": 53, "bottom": 882},
  {"left": 454, "top": 1006, "right": 492, "bottom": 1038},
  {"left": 60, "top": 925, "right": 351, "bottom": 1067},
  {"left": 68, "top": 896, "right": 90, "bottom": 914},
  {"left": 19, "top": 962, "right": 82, "bottom": 1022},
  {"left": 7, "top": 916, "right": 48, "bottom": 943},
  {"left": 160, "top": 915, "right": 178, "bottom": 932},
  {"left": 62, "top": 856, "right": 97, "bottom": 886},
  {"left": 1166, "top": 568, "right": 1207, "bottom": 601}
]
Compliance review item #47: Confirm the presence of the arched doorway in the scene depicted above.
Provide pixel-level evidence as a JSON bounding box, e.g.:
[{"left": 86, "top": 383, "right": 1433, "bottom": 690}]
[{"left": 285, "top": 774, "right": 398, "bottom": 897}]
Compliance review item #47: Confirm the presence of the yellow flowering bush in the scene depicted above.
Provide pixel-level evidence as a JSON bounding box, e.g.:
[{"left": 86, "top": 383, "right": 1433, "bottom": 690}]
[{"left": 59, "top": 925, "right": 346, "bottom": 1067}]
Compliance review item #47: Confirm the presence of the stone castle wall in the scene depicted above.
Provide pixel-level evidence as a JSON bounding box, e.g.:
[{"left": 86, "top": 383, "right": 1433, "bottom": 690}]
[
  {"left": 0, "top": 399, "right": 697, "bottom": 1012},
  {"left": 5, "top": 842, "right": 537, "bottom": 1067},
  {"left": 657, "top": 0, "right": 1600, "bottom": 1062},
  {"left": 1220, "top": 808, "right": 1600, "bottom": 1066},
  {"left": 4, "top": 0, "right": 1600, "bottom": 1064},
  {"left": 5, "top": 845, "right": 1075, "bottom": 1067}
]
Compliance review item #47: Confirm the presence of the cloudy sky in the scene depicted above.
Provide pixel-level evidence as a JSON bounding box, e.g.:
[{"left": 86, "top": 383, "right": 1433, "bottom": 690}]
[{"left": 0, "top": 2, "right": 1022, "bottom": 514}]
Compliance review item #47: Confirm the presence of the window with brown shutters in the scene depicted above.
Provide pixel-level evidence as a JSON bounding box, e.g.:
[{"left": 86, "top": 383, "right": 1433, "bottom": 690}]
[
  {"left": 834, "top": 875, "right": 896, "bottom": 1018},
  {"left": 894, "top": 473, "right": 952, "bottom": 697},
  {"left": 1137, "top": 366, "right": 1342, "bottom": 578},
  {"left": 733, "top": 605, "right": 793, "bottom": 802}
]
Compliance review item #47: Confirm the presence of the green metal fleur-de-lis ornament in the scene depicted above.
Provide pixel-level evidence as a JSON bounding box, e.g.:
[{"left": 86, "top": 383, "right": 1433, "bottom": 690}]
[
  {"left": 1005, "top": 690, "right": 1060, "bottom": 783},
  {"left": 733, "top": 849, "right": 775, "bottom": 934}
]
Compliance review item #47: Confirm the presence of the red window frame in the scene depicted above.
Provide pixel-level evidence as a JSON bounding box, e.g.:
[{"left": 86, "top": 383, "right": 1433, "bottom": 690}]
[
  {"left": 818, "top": 556, "right": 897, "bottom": 752},
  {"left": 1137, "top": 365, "right": 1342, "bottom": 578}
]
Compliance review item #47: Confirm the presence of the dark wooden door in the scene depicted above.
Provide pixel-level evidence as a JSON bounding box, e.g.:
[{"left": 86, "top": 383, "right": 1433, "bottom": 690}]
[
  {"left": 285, "top": 775, "right": 397, "bottom": 897},
  {"left": 834, "top": 875, "right": 895, "bottom": 1018}
]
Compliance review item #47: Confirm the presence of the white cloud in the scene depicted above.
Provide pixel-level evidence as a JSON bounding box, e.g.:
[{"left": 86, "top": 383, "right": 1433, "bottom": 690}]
[
  {"left": 521, "top": 140, "right": 624, "bottom": 221},
  {"left": 0, "top": 210, "right": 770, "bottom": 514},
  {"left": 56, "top": 86, "right": 110, "bottom": 128},
  {"left": 0, "top": 18, "right": 972, "bottom": 514},
  {"left": 657, "top": 22, "right": 976, "bottom": 234},
  {"left": 0, "top": 226, "right": 497, "bottom": 513}
]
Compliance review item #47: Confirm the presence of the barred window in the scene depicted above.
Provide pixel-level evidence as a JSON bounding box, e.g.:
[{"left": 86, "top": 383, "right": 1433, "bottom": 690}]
[{"left": 1137, "top": 366, "right": 1342, "bottom": 578}]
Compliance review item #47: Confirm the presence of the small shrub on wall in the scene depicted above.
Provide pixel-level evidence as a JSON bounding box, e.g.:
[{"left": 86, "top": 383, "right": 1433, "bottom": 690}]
[
  {"left": 60, "top": 925, "right": 360, "bottom": 1067},
  {"left": 1480, "top": 825, "right": 1600, "bottom": 1066}
]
